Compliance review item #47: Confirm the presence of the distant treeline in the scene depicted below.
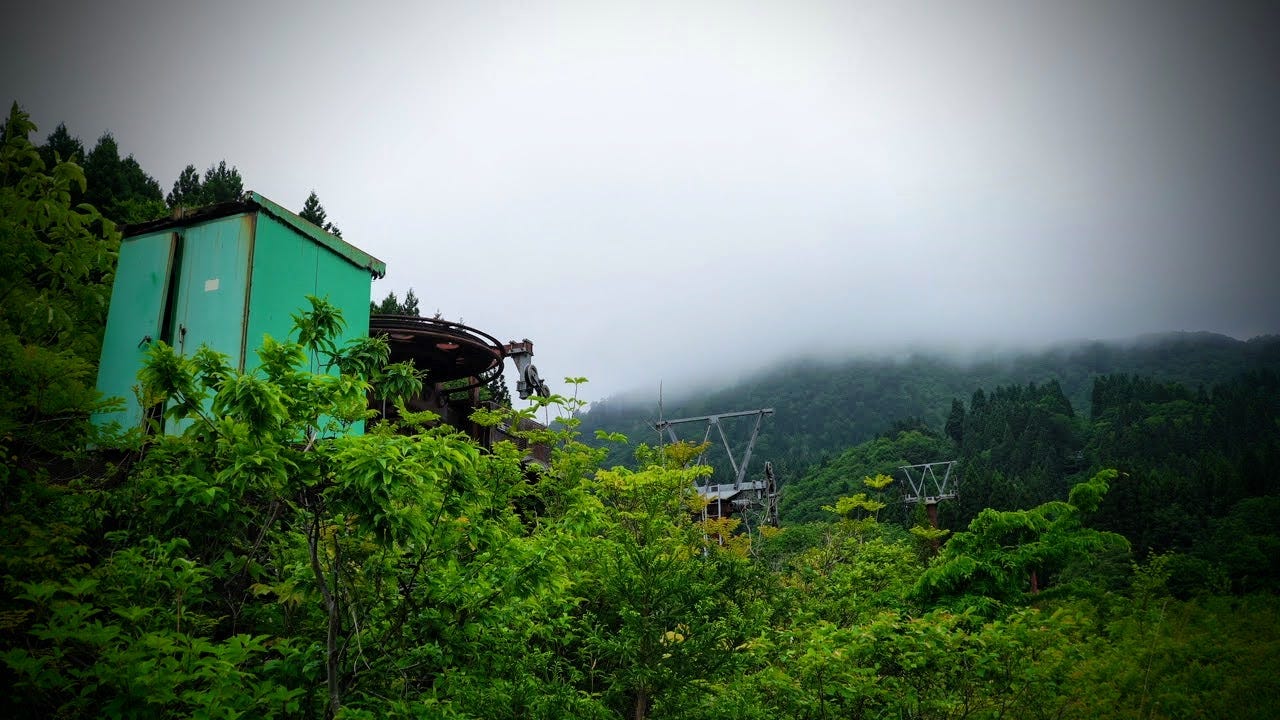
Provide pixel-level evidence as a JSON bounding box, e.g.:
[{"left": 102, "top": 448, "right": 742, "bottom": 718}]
[
  {"left": 787, "top": 368, "right": 1279, "bottom": 584},
  {"left": 580, "top": 334, "right": 1280, "bottom": 569},
  {"left": 16, "top": 110, "right": 342, "bottom": 232},
  {"left": 579, "top": 332, "right": 1280, "bottom": 485}
]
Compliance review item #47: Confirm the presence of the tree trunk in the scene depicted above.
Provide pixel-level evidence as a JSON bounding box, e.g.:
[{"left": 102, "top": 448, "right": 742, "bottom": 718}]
[
  {"left": 308, "top": 512, "right": 342, "bottom": 718},
  {"left": 634, "top": 688, "right": 649, "bottom": 720}
]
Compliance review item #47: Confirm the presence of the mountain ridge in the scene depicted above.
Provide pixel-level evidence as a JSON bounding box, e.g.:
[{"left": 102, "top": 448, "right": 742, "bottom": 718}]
[{"left": 576, "top": 331, "right": 1280, "bottom": 483}]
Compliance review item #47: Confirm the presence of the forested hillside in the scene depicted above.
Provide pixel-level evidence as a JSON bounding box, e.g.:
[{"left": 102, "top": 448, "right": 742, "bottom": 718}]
[
  {"left": 579, "top": 333, "right": 1280, "bottom": 486},
  {"left": 785, "top": 371, "right": 1280, "bottom": 563},
  {"left": 5, "top": 102, "right": 1280, "bottom": 718}
]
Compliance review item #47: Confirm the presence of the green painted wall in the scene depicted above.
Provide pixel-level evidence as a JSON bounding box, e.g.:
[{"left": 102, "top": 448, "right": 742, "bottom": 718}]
[
  {"left": 95, "top": 204, "right": 378, "bottom": 435},
  {"left": 95, "top": 232, "right": 176, "bottom": 429},
  {"left": 310, "top": 228, "right": 372, "bottom": 343},
  {"left": 170, "top": 213, "right": 252, "bottom": 365},
  {"left": 245, "top": 213, "right": 373, "bottom": 435},
  {"left": 245, "top": 213, "right": 371, "bottom": 360},
  {"left": 244, "top": 213, "right": 320, "bottom": 364}
]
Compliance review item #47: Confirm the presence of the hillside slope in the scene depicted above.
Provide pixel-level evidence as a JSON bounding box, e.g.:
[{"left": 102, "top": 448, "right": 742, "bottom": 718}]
[{"left": 577, "top": 333, "right": 1280, "bottom": 486}]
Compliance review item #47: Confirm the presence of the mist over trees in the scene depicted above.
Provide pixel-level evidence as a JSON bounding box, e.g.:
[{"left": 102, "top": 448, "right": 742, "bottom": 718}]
[
  {"left": 580, "top": 334, "right": 1278, "bottom": 483},
  {"left": 581, "top": 334, "right": 1280, "bottom": 571},
  {"left": 4, "top": 99, "right": 1279, "bottom": 718}
]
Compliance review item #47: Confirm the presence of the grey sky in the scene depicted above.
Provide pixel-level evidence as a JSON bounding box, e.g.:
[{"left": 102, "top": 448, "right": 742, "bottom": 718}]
[{"left": 5, "top": 1, "right": 1279, "bottom": 402}]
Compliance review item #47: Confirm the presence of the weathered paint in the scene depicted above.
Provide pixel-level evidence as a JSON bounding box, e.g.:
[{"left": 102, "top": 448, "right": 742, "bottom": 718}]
[
  {"left": 94, "top": 192, "right": 383, "bottom": 434},
  {"left": 311, "top": 233, "right": 372, "bottom": 342},
  {"left": 248, "top": 192, "right": 386, "bottom": 278},
  {"left": 95, "top": 232, "right": 177, "bottom": 429},
  {"left": 242, "top": 212, "right": 321, "bottom": 357},
  {"left": 169, "top": 212, "right": 253, "bottom": 364},
  {"left": 245, "top": 211, "right": 373, "bottom": 435},
  {"left": 237, "top": 213, "right": 258, "bottom": 371},
  {"left": 116, "top": 191, "right": 385, "bottom": 279}
]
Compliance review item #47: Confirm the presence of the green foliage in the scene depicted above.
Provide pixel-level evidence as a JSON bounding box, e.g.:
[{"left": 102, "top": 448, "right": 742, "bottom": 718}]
[
  {"left": 165, "top": 164, "right": 202, "bottom": 209},
  {"left": 5, "top": 297, "right": 560, "bottom": 718},
  {"left": 2, "top": 130, "right": 1278, "bottom": 717},
  {"left": 4, "top": 537, "right": 302, "bottom": 719},
  {"left": 165, "top": 160, "right": 244, "bottom": 209},
  {"left": 27, "top": 120, "right": 167, "bottom": 226},
  {"left": 483, "top": 371, "right": 513, "bottom": 408},
  {"left": 82, "top": 133, "right": 167, "bottom": 224},
  {"left": 819, "top": 473, "right": 896, "bottom": 545},
  {"left": 572, "top": 458, "right": 755, "bottom": 718},
  {"left": 913, "top": 470, "right": 1130, "bottom": 610},
  {"left": 909, "top": 518, "right": 951, "bottom": 550},
  {"left": 198, "top": 161, "right": 244, "bottom": 203},
  {"left": 37, "top": 122, "right": 84, "bottom": 168},
  {"left": 369, "top": 288, "right": 420, "bottom": 316},
  {"left": 687, "top": 605, "right": 1094, "bottom": 720},
  {"left": 1069, "top": 594, "right": 1280, "bottom": 720},
  {"left": 0, "top": 103, "right": 121, "bottom": 463},
  {"left": 1087, "top": 370, "right": 1280, "bottom": 554},
  {"left": 579, "top": 332, "right": 1278, "bottom": 486},
  {"left": 785, "top": 429, "right": 955, "bottom": 523},
  {"left": 1180, "top": 494, "right": 1280, "bottom": 595}
]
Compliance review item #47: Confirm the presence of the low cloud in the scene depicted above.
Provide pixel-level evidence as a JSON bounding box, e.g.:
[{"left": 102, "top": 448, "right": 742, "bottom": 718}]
[{"left": 5, "top": 1, "right": 1278, "bottom": 402}]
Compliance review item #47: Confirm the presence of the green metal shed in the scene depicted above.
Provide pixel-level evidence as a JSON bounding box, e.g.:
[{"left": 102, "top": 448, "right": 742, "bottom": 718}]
[{"left": 94, "top": 191, "right": 386, "bottom": 431}]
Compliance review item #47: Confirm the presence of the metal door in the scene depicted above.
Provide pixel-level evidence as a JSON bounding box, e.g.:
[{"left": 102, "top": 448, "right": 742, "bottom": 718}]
[
  {"left": 94, "top": 232, "right": 177, "bottom": 429},
  {"left": 168, "top": 216, "right": 252, "bottom": 365}
]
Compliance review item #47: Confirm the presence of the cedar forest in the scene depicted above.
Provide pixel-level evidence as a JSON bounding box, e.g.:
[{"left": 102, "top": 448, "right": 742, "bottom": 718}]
[{"left": 2, "top": 103, "right": 1279, "bottom": 719}]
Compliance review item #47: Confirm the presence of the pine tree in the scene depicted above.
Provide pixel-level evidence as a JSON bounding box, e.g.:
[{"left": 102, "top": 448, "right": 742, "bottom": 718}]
[
  {"left": 371, "top": 291, "right": 398, "bottom": 315},
  {"left": 298, "top": 190, "right": 342, "bottom": 237},
  {"left": 401, "top": 288, "right": 419, "bottom": 316},
  {"left": 300, "top": 191, "right": 328, "bottom": 227},
  {"left": 164, "top": 160, "right": 245, "bottom": 211},
  {"left": 79, "top": 133, "right": 165, "bottom": 224},
  {"left": 370, "top": 288, "right": 421, "bottom": 316},
  {"left": 39, "top": 122, "right": 84, "bottom": 168},
  {"left": 166, "top": 164, "right": 202, "bottom": 208},
  {"left": 945, "top": 398, "right": 966, "bottom": 448},
  {"left": 200, "top": 160, "right": 243, "bottom": 203}
]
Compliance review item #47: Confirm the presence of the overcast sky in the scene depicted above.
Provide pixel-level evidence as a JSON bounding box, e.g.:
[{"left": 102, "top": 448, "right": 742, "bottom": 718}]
[{"left": 5, "top": 1, "right": 1279, "bottom": 402}]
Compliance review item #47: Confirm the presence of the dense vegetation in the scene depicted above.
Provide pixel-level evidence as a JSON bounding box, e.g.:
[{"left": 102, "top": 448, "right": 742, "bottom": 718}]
[
  {"left": 578, "top": 333, "right": 1279, "bottom": 482},
  {"left": 4, "top": 102, "right": 1279, "bottom": 718},
  {"left": 771, "top": 364, "right": 1280, "bottom": 562}
]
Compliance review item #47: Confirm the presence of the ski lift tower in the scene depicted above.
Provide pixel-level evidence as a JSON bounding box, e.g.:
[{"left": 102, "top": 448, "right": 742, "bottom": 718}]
[
  {"left": 652, "top": 408, "right": 779, "bottom": 529},
  {"left": 898, "top": 460, "right": 958, "bottom": 529}
]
